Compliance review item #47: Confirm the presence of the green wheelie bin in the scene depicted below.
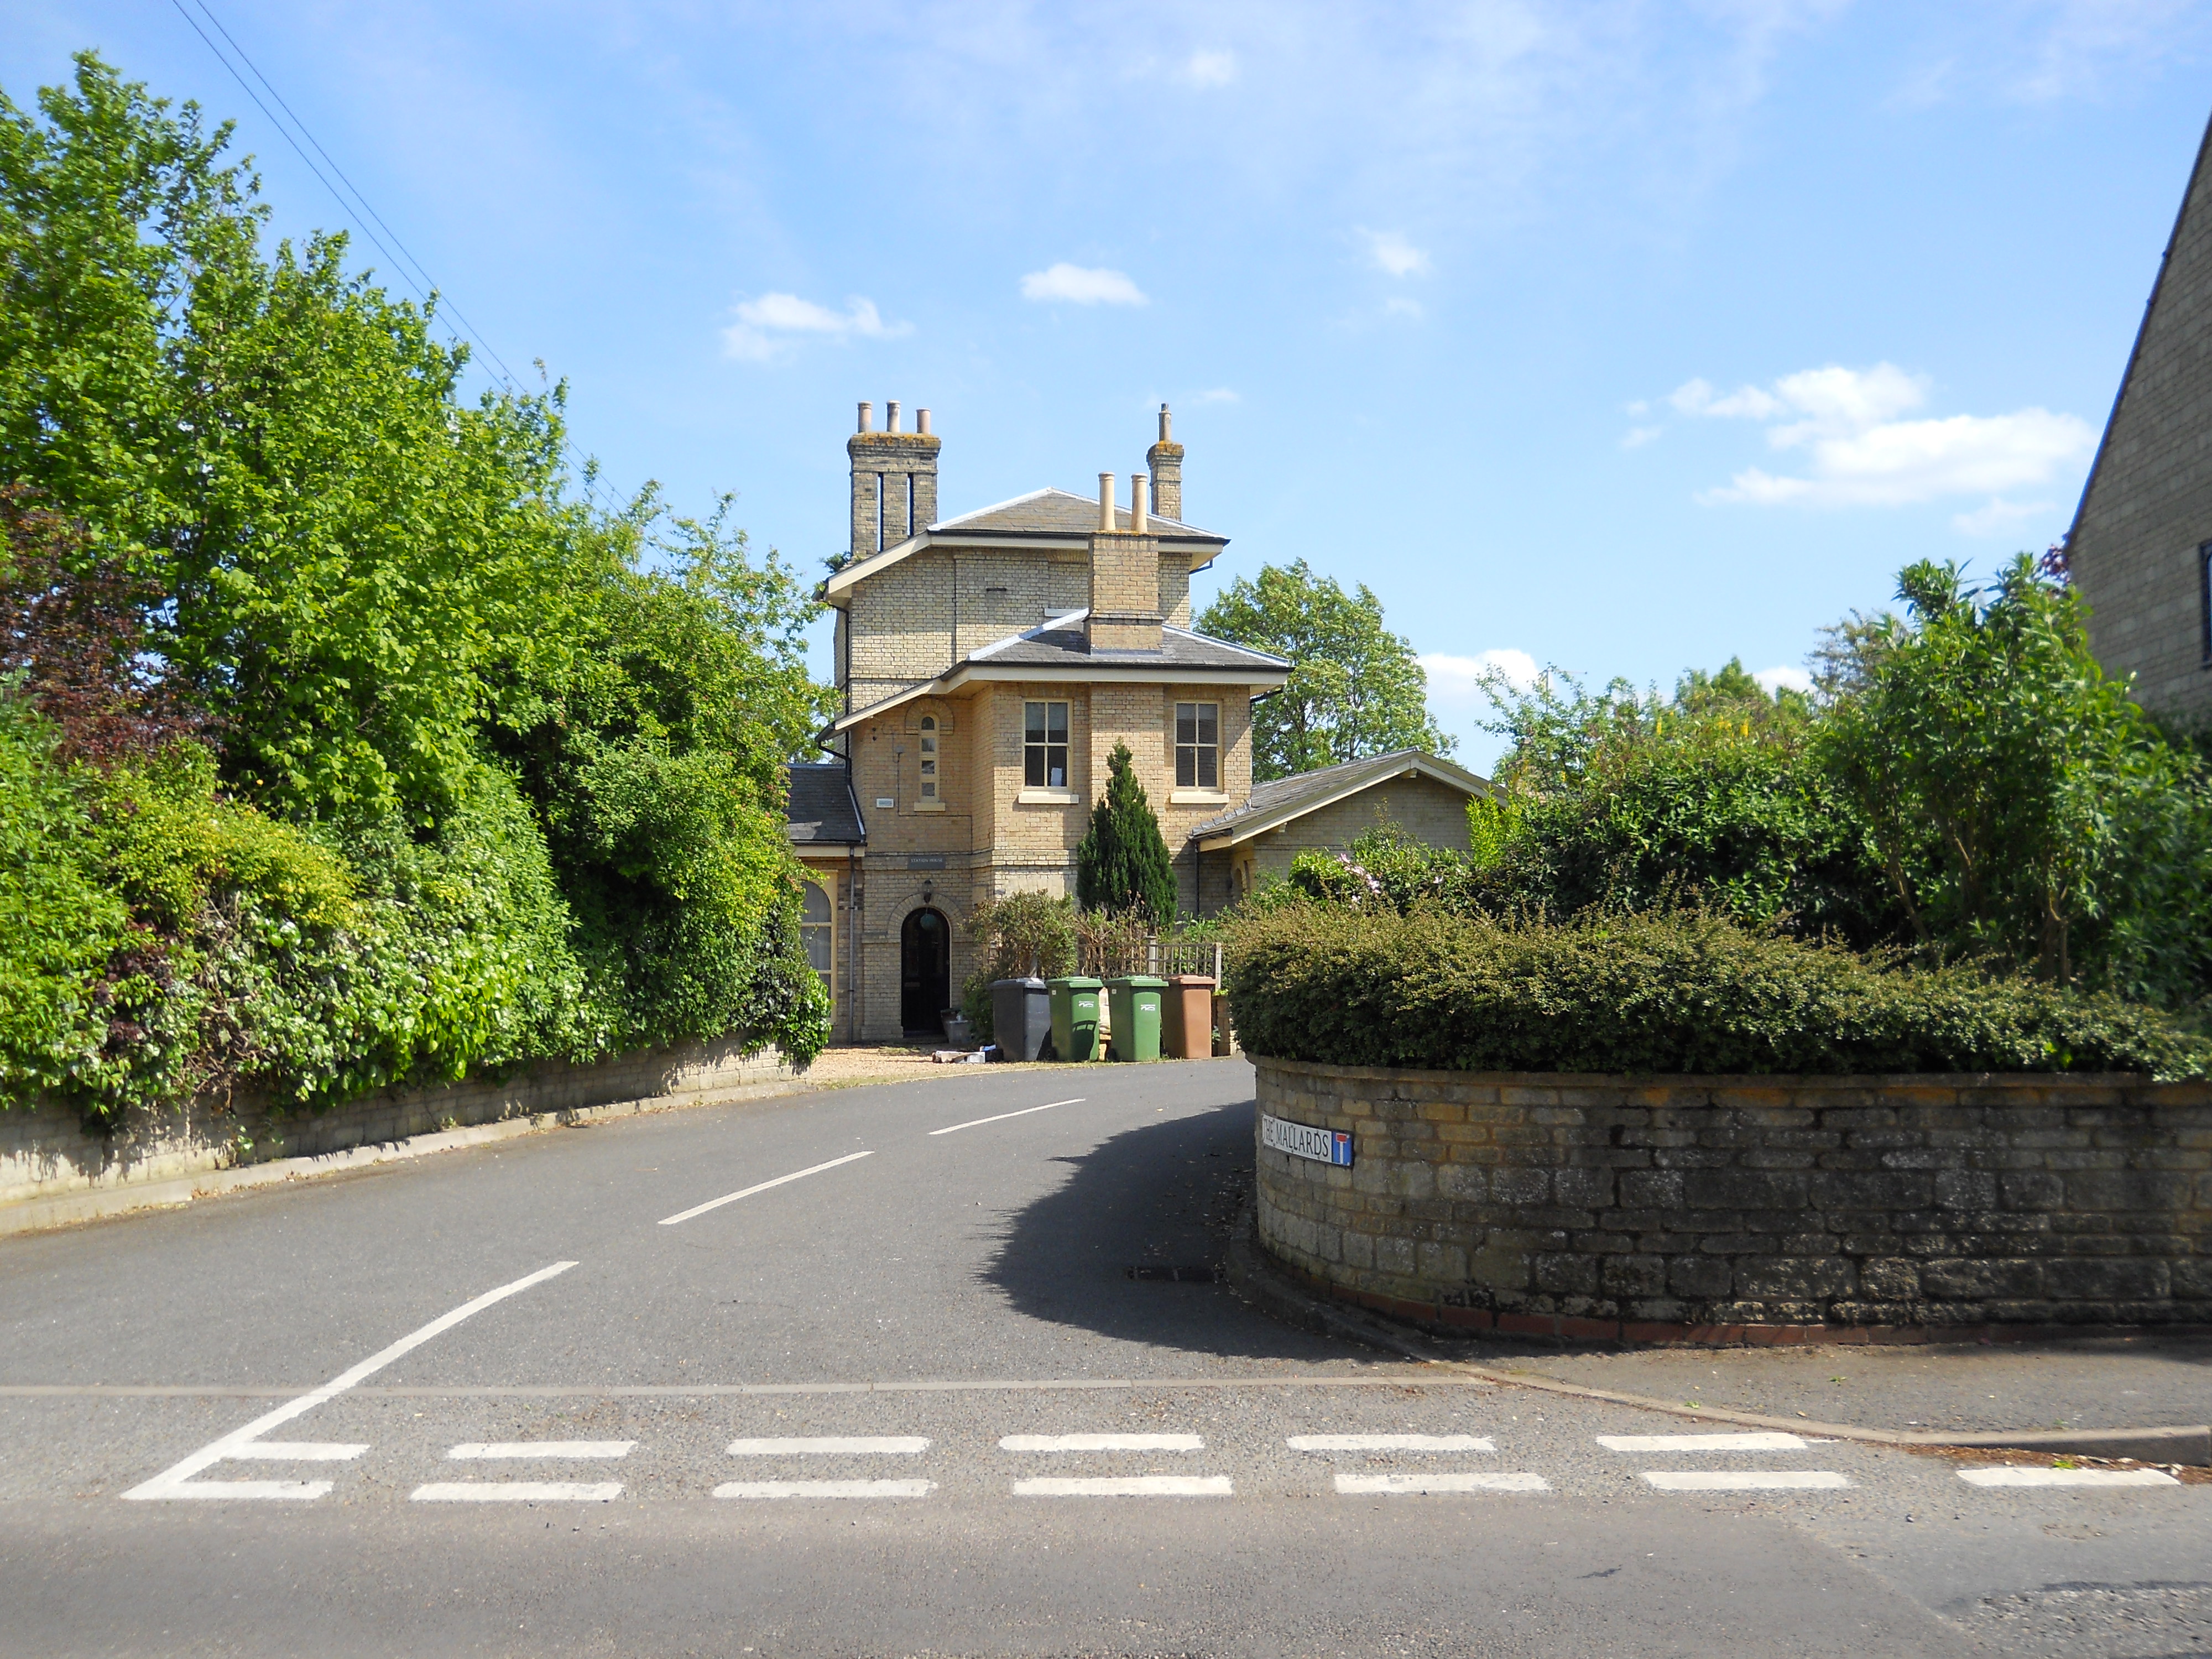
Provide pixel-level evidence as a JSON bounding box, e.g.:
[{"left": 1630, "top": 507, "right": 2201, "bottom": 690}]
[
  {"left": 1104, "top": 975, "right": 1166, "bottom": 1062},
  {"left": 1047, "top": 976, "right": 1103, "bottom": 1062}
]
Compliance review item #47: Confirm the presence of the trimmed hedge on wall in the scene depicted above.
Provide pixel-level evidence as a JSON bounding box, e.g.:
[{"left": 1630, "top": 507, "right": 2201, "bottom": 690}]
[{"left": 1223, "top": 903, "right": 2212, "bottom": 1081}]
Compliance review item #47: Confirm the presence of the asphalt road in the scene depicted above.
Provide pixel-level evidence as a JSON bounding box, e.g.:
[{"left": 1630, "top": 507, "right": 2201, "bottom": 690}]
[{"left": 2, "top": 1059, "right": 2206, "bottom": 1657}]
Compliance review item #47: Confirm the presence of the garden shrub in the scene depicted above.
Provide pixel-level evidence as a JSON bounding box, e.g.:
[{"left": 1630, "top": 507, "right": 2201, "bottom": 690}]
[
  {"left": 959, "top": 891, "right": 1081, "bottom": 1040},
  {"left": 1223, "top": 900, "right": 2211, "bottom": 1080}
]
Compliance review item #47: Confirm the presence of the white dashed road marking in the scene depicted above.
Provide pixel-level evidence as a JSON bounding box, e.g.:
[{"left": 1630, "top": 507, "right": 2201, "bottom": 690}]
[
  {"left": 658, "top": 1151, "right": 875, "bottom": 1226},
  {"left": 1335, "top": 1472, "right": 1551, "bottom": 1495},
  {"left": 447, "top": 1441, "right": 635, "bottom": 1459},
  {"left": 928, "top": 1099, "right": 1086, "bottom": 1136},
  {"left": 1641, "top": 1470, "right": 1850, "bottom": 1491},
  {"left": 122, "top": 1260, "right": 577, "bottom": 1502},
  {"left": 726, "top": 1436, "right": 928, "bottom": 1455},
  {"left": 1014, "top": 1476, "right": 1232, "bottom": 1497},
  {"left": 1599, "top": 1433, "right": 1807, "bottom": 1452},
  {"left": 1288, "top": 1434, "right": 1496, "bottom": 1452},
  {"left": 1958, "top": 1466, "right": 2182, "bottom": 1488},
  {"left": 221, "top": 1442, "right": 368, "bottom": 1461},
  {"left": 411, "top": 1482, "right": 623, "bottom": 1503},
  {"left": 714, "top": 1480, "right": 936, "bottom": 1500},
  {"left": 1000, "top": 1433, "right": 1204, "bottom": 1452}
]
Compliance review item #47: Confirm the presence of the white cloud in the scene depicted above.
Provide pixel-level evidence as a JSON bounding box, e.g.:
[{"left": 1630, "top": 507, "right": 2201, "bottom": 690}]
[
  {"left": 1192, "top": 387, "right": 1239, "bottom": 404},
  {"left": 1180, "top": 49, "right": 1238, "bottom": 87},
  {"left": 1952, "top": 496, "right": 2059, "bottom": 537},
  {"left": 1363, "top": 229, "right": 1432, "bottom": 278},
  {"left": 1662, "top": 362, "right": 2095, "bottom": 510},
  {"left": 1752, "top": 665, "right": 1814, "bottom": 696},
  {"left": 1421, "top": 649, "right": 1541, "bottom": 702},
  {"left": 722, "top": 293, "right": 908, "bottom": 361},
  {"left": 1620, "top": 425, "right": 1664, "bottom": 450},
  {"left": 1383, "top": 295, "right": 1425, "bottom": 319},
  {"left": 1020, "top": 263, "right": 1148, "bottom": 305}
]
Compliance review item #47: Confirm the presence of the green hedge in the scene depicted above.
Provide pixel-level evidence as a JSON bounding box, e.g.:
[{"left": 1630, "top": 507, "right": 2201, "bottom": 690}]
[{"left": 1222, "top": 901, "right": 2212, "bottom": 1080}]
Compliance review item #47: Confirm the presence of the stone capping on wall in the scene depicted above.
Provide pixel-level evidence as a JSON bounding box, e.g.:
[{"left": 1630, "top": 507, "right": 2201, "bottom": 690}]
[
  {"left": 1251, "top": 1056, "right": 2212, "bottom": 1345},
  {"left": 1, "top": 1037, "right": 795, "bottom": 1215}
]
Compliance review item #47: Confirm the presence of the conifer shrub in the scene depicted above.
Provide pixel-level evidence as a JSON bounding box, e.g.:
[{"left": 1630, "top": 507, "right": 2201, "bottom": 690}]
[
  {"left": 1222, "top": 900, "right": 2212, "bottom": 1080},
  {"left": 1074, "top": 742, "right": 1177, "bottom": 923}
]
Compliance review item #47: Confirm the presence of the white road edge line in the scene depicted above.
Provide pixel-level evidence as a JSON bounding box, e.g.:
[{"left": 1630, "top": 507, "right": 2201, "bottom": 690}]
[
  {"left": 999, "top": 1433, "right": 1203, "bottom": 1452},
  {"left": 928, "top": 1099, "right": 1086, "bottom": 1136},
  {"left": 726, "top": 1436, "right": 928, "bottom": 1455},
  {"left": 1335, "top": 1472, "right": 1550, "bottom": 1494},
  {"left": 659, "top": 1151, "right": 876, "bottom": 1226},
  {"left": 1289, "top": 1434, "right": 1496, "bottom": 1452},
  {"left": 123, "top": 1260, "right": 577, "bottom": 1501},
  {"left": 1641, "top": 1470, "right": 1850, "bottom": 1491},
  {"left": 1014, "top": 1476, "right": 1231, "bottom": 1497},
  {"left": 714, "top": 1479, "right": 935, "bottom": 1499},
  {"left": 1958, "top": 1466, "right": 2181, "bottom": 1488},
  {"left": 411, "top": 1482, "right": 622, "bottom": 1503},
  {"left": 1598, "top": 1433, "right": 1808, "bottom": 1452},
  {"left": 447, "top": 1441, "right": 635, "bottom": 1459}
]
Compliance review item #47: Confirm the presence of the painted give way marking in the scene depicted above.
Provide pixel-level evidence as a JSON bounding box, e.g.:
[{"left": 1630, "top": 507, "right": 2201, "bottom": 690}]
[{"left": 123, "top": 1261, "right": 577, "bottom": 1501}]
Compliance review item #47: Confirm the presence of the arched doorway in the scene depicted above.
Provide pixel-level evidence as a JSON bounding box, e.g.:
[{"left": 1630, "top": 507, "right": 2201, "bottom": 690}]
[{"left": 900, "top": 907, "right": 951, "bottom": 1036}]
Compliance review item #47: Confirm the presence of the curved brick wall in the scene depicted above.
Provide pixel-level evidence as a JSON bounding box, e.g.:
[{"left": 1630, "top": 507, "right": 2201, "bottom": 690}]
[{"left": 1252, "top": 1057, "right": 2212, "bottom": 1342}]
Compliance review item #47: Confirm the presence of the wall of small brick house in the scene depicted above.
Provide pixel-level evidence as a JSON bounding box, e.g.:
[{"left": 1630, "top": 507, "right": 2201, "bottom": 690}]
[
  {"left": 1254, "top": 1057, "right": 2212, "bottom": 1338},
  {"left": 1244, "top": 777, "right": 1475, "bottom": 884},
  {"left": 2070, "top": 128, "right": 2212, "bottom": 727}
]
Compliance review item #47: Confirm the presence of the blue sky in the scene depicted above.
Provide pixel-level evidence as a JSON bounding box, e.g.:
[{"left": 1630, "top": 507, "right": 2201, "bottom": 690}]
[{"left": 10, "top": 2, "right": 2212, "bottom": 770}]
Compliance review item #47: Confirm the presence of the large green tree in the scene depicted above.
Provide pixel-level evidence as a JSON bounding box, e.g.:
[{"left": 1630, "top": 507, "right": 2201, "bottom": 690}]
[
  {"left": 0, "top": 55, "right": 832, "bottom": 1116},
  {"left": 1197, "top": 559, "right": 1453, "bottom": 780}
]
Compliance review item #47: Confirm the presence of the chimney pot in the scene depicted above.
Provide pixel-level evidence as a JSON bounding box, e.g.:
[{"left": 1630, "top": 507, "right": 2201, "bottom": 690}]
[
  {"left": 1130, "top": 473, "right": 1149, "bottom": 533},
  {"left": 917, "top": 408, "right": 931, "bottom": 436},
  {"left": 1098, "top": 472, "right": 1116, "bottom": 531},
  {"left": 1159, "top": 403, "right": 1172, "bottom": 442},
  {"left": 886, "top": 400, "right": 902, "bottom": 434},
  {"left": 857, "top": 400, "right": 874, "bottom": 433}
]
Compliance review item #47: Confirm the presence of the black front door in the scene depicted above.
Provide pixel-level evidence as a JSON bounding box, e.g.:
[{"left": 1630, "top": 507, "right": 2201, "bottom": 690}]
[{"left": 901, "top": 907, "right": 951, "bottom": 1035}]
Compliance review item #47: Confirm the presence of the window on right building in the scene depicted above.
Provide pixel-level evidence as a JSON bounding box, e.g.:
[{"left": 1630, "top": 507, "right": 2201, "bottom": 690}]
[{"left": 1176, "top": 701, "right": 1219, "bottom": 790}]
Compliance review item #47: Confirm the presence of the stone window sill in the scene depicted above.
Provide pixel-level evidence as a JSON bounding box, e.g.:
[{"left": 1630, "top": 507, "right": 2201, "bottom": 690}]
[
  {"left": 915, "top": 799, "right": 946, "bottom": 812},
  {"left": 1169, "top": 789, "right": 1231, "bottom": 806},
  {"left": 1016, "top": 787, "right": 1082, "bottom": 806}
]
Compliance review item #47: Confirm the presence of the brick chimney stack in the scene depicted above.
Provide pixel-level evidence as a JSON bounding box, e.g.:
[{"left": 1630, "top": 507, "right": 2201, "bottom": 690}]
[
  {"left": 848, "top": 398, "right": 940, "bottom": 561},
  {"left": 1088, "top": 463, "right": 1164, "bottom": 655},
  {"left": 1146, "top": 403, "right": 1183, "bottom": 522}
]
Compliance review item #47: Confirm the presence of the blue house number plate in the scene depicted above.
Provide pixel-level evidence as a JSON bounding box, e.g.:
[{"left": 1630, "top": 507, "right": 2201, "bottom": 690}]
[{"left": 1261, "top": 1113, "right": 1354, "bottom": 1167}]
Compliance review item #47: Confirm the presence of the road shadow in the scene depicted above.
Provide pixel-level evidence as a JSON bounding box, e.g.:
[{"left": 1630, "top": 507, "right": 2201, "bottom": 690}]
[{"left": 979, "top": 1096, "right": 1351, "bottom": 1364}]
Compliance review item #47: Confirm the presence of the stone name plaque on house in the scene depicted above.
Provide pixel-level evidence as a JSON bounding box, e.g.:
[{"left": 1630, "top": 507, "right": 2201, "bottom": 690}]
[{"left": 1261, "top": 1114, "right": 1354, "bottom": 1167}]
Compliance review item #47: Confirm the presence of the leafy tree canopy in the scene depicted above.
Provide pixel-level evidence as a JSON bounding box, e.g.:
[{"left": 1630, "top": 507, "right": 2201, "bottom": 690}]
[{"left": 1197, "top": 558, "right": 1454, "bottom": 781}]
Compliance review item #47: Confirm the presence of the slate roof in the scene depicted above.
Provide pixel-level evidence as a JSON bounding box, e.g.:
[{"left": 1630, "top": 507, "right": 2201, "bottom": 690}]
[
  {"left": 786, "top": 763, "right": 867, "bottom": 846},
  {"left": 931, "top": 487, "right": 1225, "bottom": 543},
  {"left": 1187, "top": 749, "right": 1490, "bottom": 842},
  {"left": 968, "top": 614, "right": 1291, "bottom": 671}
]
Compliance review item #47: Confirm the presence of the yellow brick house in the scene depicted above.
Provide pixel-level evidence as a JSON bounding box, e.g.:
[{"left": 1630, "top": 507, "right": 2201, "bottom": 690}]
[{"left": 784, "top": 400, "right": 1292, "bottom": 1041}]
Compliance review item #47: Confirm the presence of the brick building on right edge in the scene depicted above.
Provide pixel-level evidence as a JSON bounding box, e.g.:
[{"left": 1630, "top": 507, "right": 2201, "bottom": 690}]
[{"left": 2067, "top": 107, "right": 2212, "bottom": 729}]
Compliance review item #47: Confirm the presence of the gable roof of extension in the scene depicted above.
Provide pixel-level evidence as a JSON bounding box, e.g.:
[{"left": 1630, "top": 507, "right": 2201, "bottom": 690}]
[
  {"left": 785, "top": 762, "right": 867, "bottom": 847},
  {"left": 825, "top": 615, "right": 1291, "bottom": 736},
  {"left": 1188, "top": 748, "right": 1492, "bottom": 849},
  {"left": 821, "top": 487, "right": 1228, "bottom": 603}
]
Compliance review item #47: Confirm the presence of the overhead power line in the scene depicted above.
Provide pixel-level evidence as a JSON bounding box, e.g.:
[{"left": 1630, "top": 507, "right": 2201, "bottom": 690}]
[{"left": 166, "top": 0, "right": 610, "bottom": 510}]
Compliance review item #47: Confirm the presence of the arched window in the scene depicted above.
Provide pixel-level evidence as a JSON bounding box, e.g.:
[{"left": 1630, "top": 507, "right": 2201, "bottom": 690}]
[
  {"left": 919, "top": 714, "right": 939, "bottom": 803},
  {"left": 800, "top": 881, "right": 833, "bottom": 991}
]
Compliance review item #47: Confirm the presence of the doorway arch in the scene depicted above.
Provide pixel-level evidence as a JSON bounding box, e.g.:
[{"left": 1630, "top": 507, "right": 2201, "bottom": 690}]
[{"left": 900, "top": 906, "right": 952, "bottom": 1036}]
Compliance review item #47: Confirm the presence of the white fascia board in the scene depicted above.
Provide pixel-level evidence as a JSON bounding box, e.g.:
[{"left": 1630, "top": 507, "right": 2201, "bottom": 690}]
[{"left": 943, "top": 664, "right": 1292, "bottom": 691}]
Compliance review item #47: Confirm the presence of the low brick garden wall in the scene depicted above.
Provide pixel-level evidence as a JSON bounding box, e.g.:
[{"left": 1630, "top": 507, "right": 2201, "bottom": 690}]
[
  {"left": 2, "top": 1037, "right": 795, "bottom": 1215},
  {"left": 1253, "top": 1056, "right": 2212, "bottom": 1342}
]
